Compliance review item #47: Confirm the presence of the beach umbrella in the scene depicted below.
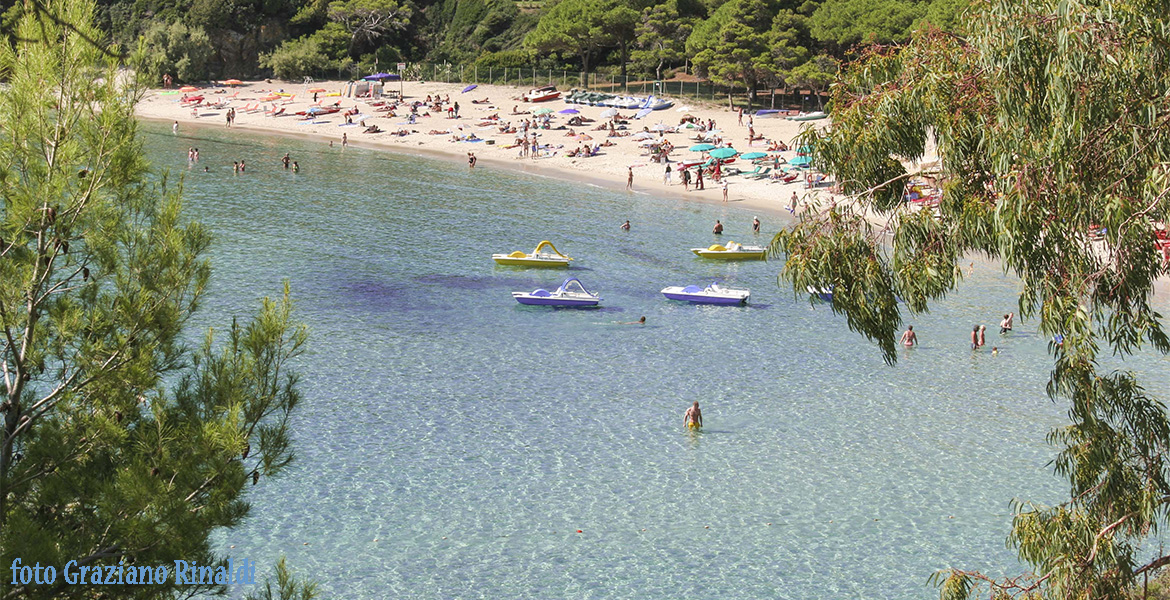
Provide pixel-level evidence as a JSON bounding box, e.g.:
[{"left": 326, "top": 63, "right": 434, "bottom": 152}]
[
  {"left": 600, "top": 107, "right": 618, "bottom": 118},
  {"left": 634, "top": 108, "right": 652, "bottom": 119},
  {"left": 462, "top": 84, "right": 478, "bottom": 93},
  {"left": 224, "top": 79, "right": 242, "bottom": 86},
  {"left": 534, "top": 107, "right": 554, "bottom": 115},
  {"left": 789, "top": 155, "right": 813, "bottom": 167},
  {"left": 261, "top": 94, "right": 280, "bottom": 102},
  {"left": 363, "top": 73, "right": 400, "bottom": 81},
  {"left": 709, "top": 148, "right": 738, "bottom": 159},
  {"left": 689, "top": 143, "right": 717, "bottom": 152},
  {"left": 649, "top": 123, "right": 671, "bottom": 132},
  {"left": 179, "top": 86, "right": 198, "bottom": 92},
  {"left": 740, "top": 151, "right": 767, "bottom": 160},
  {"left": 577, "top": 134, "right": 592, "bottom": 141},
  {"left": 308, "top": 87, "right": 327, "bottom": 93},
  {"left": 631, "top": 131, "right": 655, "bottom": 140},
  {"left": 559, "top": 108, "right": 580, "bottom": 114}
]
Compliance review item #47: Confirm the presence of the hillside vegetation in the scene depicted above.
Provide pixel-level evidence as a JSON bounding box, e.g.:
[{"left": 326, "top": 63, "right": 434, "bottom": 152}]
[{"left": 0, "top": 0, "right": 965, "bottom": 95}]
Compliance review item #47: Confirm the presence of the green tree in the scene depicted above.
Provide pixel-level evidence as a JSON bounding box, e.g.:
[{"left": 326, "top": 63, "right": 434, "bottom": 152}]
[
  {"left": 261, "top": 29, "right": 350, "bottom": 78},
  {"left": 807, "top": 0, "right": 925, "bottom": 53},
  {"left": 326, "top": 0, "right": 412, "bottom": 60},
  {"left": 774, "top": 0, "right": 1170, "bottom": 596},
  {"left": 787, "top": 53, "right": 836, "bottom": 108},
  {"left": 686, "top": 0, "right": 778, "bottom": 106},
  {"left": 139, "top": 21, "right": 216, "bottom": 83},
  {"left": 631, "top": 0, "right": 697, "bottom": 80},
  {"left": 0, "top": 2, "right": 310, "bottom": 598},
  {"left": 524, "top": 0, "right": 624, "bottom": 76}
]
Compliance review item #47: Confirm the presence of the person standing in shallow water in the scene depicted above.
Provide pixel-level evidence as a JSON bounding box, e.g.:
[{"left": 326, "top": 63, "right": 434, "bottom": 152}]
[
  {"left": 684, "top": 401, "right": 703, "bottom": 429},
  {"left": 901, "top": 325, "right": 918, "bottom": 347},
  {"left": 712, "top": 220, "right": 723, "bottom": 235}
]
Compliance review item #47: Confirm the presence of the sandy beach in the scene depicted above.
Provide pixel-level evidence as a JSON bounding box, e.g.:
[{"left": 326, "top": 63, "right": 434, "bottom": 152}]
[{"left": 136, "top": 79, "right": 839, "bottom": 218}]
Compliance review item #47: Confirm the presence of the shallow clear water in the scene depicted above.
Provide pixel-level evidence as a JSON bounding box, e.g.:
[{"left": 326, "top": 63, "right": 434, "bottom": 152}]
[{"left": 144, "top": 121, "right": 1169, "bottom": 599}]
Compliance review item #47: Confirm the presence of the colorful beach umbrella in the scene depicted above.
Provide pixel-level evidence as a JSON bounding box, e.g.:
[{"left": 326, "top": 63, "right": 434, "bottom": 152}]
[
  {"left": 534, "top": 107, "right": 554, "bottom": 115},
  {"left": 308, "top": 87, "right": 327, "bottom": 93},
  {"left": 224, "top": 79, "right": 242, "bottom": 86},
  {"left": 363, "top": 73, "right": 400, "bottom": 81},
  {"left": 740, "top": 152, "right": 767, "bottom": 160},
  {"left": 709, "top": 148, "right": 738, "bottom": 159},
  {"left": 179, "top": 86, "right": 198, "bottom": 92},
  {"left": 462, "top": 84, "right": 478, "bottom": 93},
  {"left": 689, "top": 143, "right": 717, "bottom": 152},
  {"left": 559, "top": 108, "right": 580, "bottom": 114}
]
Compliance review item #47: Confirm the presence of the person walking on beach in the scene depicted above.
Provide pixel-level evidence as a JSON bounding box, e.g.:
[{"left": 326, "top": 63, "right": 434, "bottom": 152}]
[
  {"left": 620, "top": 220, "right": 630, "bottom": 231},
  {"left": 737, "top": 106, "right": 744, "bottom": 126},
  {"left": 722, "top": 179, "right": 729, "bottom": 203},
  {"left": 752, "top": 216, "right": 761, "bottom": 234},
  {"left": 682, "top": 168, "right": 691, "bottom": 190},
  {"left": 664, "top": 163, "right": 671, "bottom": 185},
  {"left": 1000, "top": 312, "right": 1014, "bottom": 333},
  {"left": 627, "top": 166, "right": 634, "bottom": 190},
  {"left": 901, "top": 325, "right": 918, "bottom": 347},
  {"left": 342, "top": 133, "right": 348, "bottom": 147},
  {"left": 696, "top": 168, "right": 705, "bottom": 190},
  {"left": 282, "top": 153, "right": 291, "bottom": 169},
  {"left": 684, "top": 401, "right": 703, "bottom": 429},
  {"left": 713, "top": 220, "right": 723, "bottom": 235},
  {"left": 788, "top": 191, "right": 799, "bottom": 214},
  {"left": 172, "top": 120, "right": 179, "bottom": 135}
]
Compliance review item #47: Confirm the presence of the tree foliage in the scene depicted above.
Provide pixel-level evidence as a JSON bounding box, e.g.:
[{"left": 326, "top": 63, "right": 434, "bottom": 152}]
[
  {"left": 774, "top": 0, "right": 1170, "bottom": 596},
  {"left": 139, "top": 20, "right": 216, "bottom": 83},
  {"left": 0, "top": 2, "right": 309, "bottom": 598},
  {"left": 631, "top": 0, "right": 698, "bottom": 80},
  {"left": 686, "top": 0, "right": 783, "bottom": 103},
  {"left": 523, "top": 0, "right": 629, "bottom": 75}
]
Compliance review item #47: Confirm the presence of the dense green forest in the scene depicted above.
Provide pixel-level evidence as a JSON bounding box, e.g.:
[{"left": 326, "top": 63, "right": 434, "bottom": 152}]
[{"left": 1, "top": 0, "right": 964, "bottom": 96}]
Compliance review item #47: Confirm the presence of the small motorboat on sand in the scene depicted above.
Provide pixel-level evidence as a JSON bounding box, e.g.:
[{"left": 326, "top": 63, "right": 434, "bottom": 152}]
[
  {"left": 786, "top": 111, "right": 827, "bottom": 122},
  {"left": 690, "top": 241, "right": 766, "bottom": 260},
  {"left": 513, "top": 278, "right": 601, "bottom": 307},
  {"left": 522, "top": 85, "right": 561, "bottom": 102},
  {"left": 662, "top": 283, "right": 750, "bottom": 305},
  {"left": 492, "top": 240, "right": 573, "bottom": 267}
]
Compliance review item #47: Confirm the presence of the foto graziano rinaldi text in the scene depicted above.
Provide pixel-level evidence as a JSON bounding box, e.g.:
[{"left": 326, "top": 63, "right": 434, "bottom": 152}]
[{"left": 10, "top": 558, "right": 256, "bottom": 586}]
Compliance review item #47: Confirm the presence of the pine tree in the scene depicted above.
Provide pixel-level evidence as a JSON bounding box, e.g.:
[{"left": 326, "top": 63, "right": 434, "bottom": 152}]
[
  {"left": 1, "top": 2, "right": 309, "bottom": 598},
  {"left": 774, "top": 0, "right": 1170, "bottom": 596}
]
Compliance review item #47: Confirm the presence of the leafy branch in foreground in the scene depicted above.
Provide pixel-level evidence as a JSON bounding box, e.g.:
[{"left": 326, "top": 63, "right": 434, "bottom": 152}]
[
  {"left": 1, "top": 2, "right": 309, "bottom": 598},
  {"left": 772, "top": 0, "right": 1170, "bottom": 596}
]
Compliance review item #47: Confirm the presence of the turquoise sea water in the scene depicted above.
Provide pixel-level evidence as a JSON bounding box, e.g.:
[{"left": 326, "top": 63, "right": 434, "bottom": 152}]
[{"left": 145, "top": 120, "right": 1169, "bottom": 599}]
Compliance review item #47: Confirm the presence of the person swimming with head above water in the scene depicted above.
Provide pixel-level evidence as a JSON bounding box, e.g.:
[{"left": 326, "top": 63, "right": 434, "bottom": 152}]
[
  {"left": 616, "top": 316, "right": 645, "bottom": 325},
  {"left": 684, "top": 401, "right": 702, "bottom": 429}
]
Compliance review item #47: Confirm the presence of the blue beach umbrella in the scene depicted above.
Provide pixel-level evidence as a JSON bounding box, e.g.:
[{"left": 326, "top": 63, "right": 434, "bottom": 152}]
[
  {"left": 789, "top": 155, "right": 813, "bottom": 167},
  {"left": 689, "top": 143, "right": 717, "bottom": 152},
  {"left": 559, "top": 108, "right": 580, "bottom": 114},
  {"left": 364, "top": 73, "right": 400, "bottom": 81},
  {"left": 709, "top": 147, "right": 738, "bottom": 159},
  {"left": 462, "top": 84, "right": 478, "bottom": 93},
  {"left": 740, "top": 151, "right": 767, "bottom": 160}
]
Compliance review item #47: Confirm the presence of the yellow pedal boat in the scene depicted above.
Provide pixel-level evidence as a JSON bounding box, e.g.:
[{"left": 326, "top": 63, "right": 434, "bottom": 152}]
[
  {"left": 690, "top": 241, "right": 767, "bottom": 260},
  {"left": 492, "top": 240, "right": 574, "bottom": 267}
]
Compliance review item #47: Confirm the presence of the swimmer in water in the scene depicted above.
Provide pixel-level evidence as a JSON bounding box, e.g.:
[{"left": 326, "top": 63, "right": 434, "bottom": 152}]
[
  {"left": 617, "top": 316, "right": 645, "bottom": 325},
  {"left": 684, "top": 401, "right": 702, "bottom": 429},
  {"left": 900, "top": 325, "right": 918, "bottom": 347},
  {"left": 620, "top": 220, "right": 630, "bottom": 231}
]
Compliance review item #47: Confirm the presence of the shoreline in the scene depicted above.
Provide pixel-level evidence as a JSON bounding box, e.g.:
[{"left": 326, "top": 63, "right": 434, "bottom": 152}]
[{"left": 136, "top": 79, "right": 840, "bottom": 221}]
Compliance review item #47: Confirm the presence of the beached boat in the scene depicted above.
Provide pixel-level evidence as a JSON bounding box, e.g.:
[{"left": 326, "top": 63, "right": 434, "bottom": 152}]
[
  {"left": 754, "top": 109, "right": 782, "bottom": 118},
  {"left": 662, "top": 283, "right": 750, "bottom": 305},
  {"left": 522, "top": 85, "right": 561, "bottom": 102},
  {"left": 690, "top": 241, "right": 767, "bottom": 260},
  {"left": 513, "top": 278, "right": 601, "bottom": 307},
  {"left": 786, "top": 111, "right": 827, "bottom": 122},
  {"left": 492, "top": 240, "right": 573, "bottom": 267}
]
